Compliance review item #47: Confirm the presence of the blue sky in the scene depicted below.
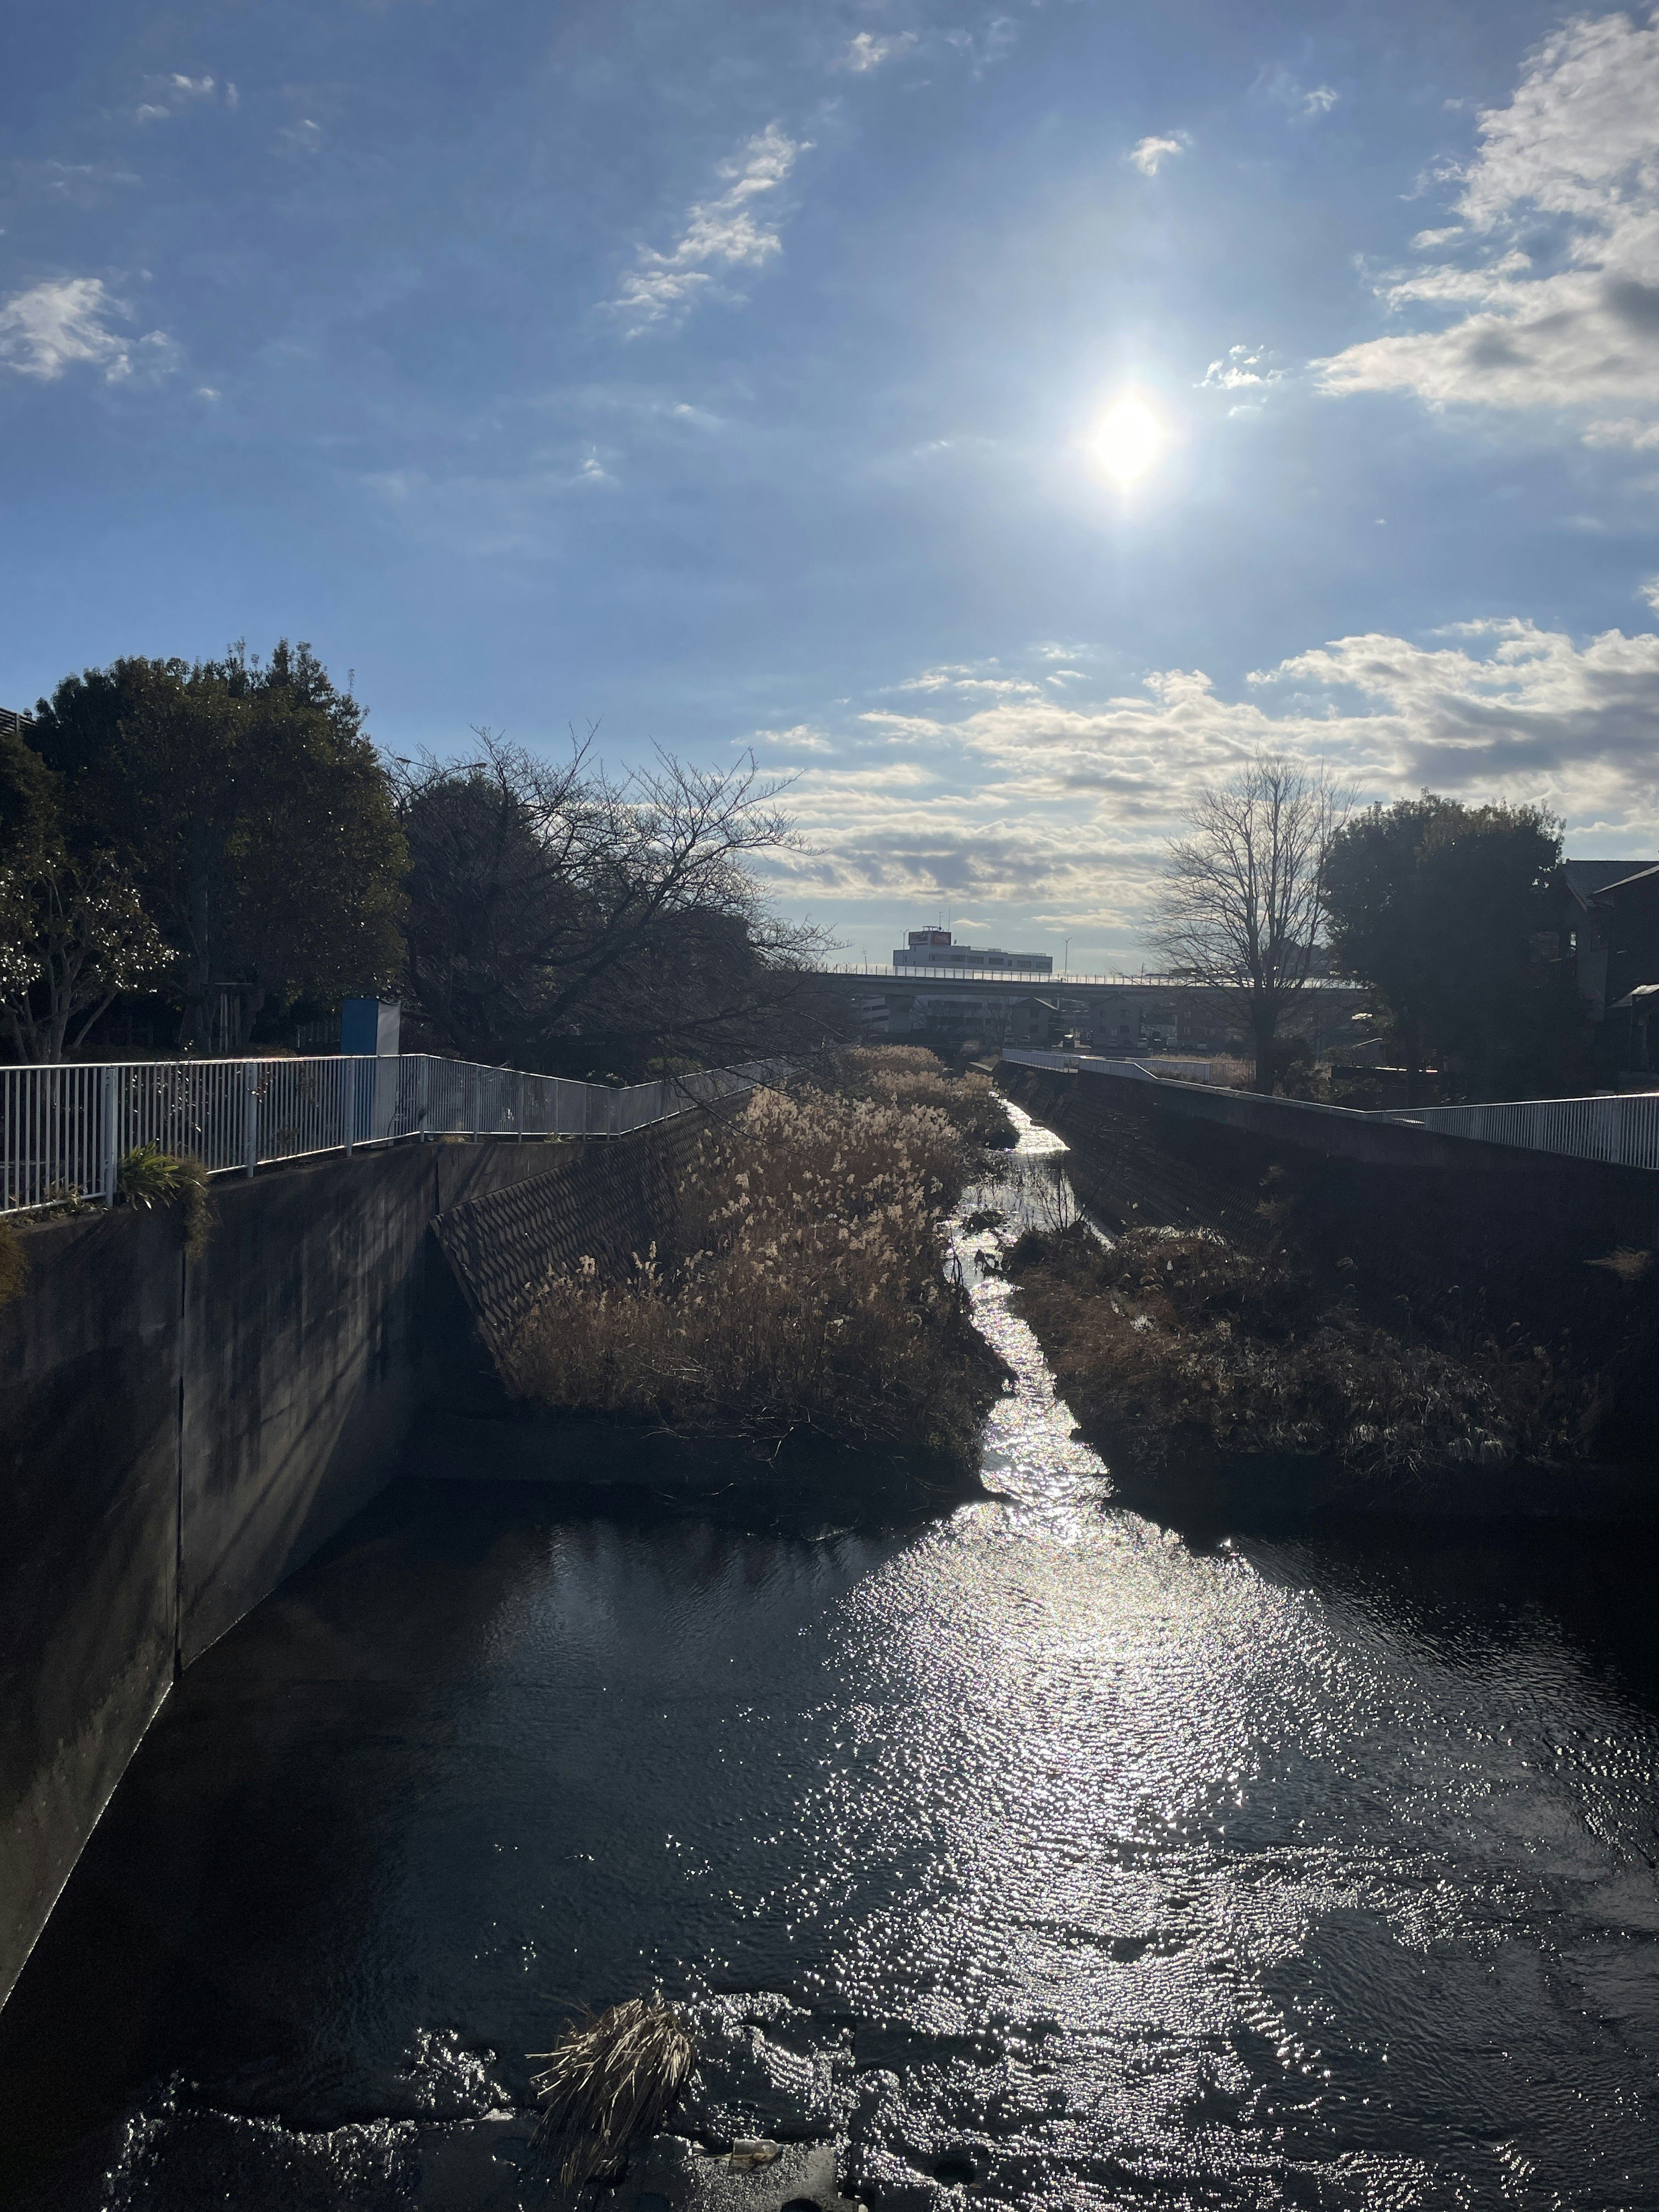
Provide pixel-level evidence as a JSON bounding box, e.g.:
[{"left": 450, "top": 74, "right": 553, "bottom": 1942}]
[{"left": 6, "top": 0, "right": 1659, "bottom": 969}]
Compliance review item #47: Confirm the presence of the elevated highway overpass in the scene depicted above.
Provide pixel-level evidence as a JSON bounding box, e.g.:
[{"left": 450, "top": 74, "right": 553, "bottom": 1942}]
[{"left": 809, "top": 963, "right": 1368, "bottom": 1054}]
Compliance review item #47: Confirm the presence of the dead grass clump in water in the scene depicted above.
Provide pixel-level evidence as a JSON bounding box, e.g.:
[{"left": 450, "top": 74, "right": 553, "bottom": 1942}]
[
  {"left": 529, "top": 1997, "right": 694, "bottom": 2186},
  {"left": 1004, "top": 1223, "right": 1582, "bottom": 1485},
  {"left": 505, "top": 1075, "right": 1007, "bottom": 1468}
]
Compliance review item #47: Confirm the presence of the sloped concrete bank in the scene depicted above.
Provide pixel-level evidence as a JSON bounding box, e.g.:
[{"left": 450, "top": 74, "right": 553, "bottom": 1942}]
[
  {"left": 995, "top": 1061, "right": 1659, "bottom": 1524},
  {"left": 0, "top": 1114, "right": 725, "bottom": 2014}
]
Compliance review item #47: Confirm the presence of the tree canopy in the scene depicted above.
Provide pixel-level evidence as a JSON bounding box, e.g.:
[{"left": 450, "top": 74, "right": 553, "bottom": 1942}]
[
  {"left": 28, "top": 642, "right": 407, "bottom": 1050},
  {"left": 3, "top": 647, "right": 842, "bottom": 1072},
  {"left": 1322, "top": 794, "right": 1586, "bottom": 1103}
]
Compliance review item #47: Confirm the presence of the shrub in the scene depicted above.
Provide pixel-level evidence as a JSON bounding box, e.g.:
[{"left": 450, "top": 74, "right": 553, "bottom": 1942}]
[
  {"left": 1004, "top": 1222, "right": 1581, "bottom": 1484},
  {"left": 505, "top": 1077, "right": 1007, "bottom": 1468},
  {"left": 116, "top": 1142, "right": 181, "bottom": 1209}
]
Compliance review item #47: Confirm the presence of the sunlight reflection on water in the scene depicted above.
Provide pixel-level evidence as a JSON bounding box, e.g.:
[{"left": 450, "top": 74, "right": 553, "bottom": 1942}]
[{"left": 8, "top": 1099, "right": 1659, "bottom": 2211}]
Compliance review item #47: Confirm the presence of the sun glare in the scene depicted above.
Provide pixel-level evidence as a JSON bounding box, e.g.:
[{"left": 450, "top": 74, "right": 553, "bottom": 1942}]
[{"left": 1090, "top": 396, "right": 1165, "bottom": 488}]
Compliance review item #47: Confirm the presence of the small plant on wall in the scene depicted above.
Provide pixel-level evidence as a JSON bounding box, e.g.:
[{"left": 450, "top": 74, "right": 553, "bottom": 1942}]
[{"left": 116, "top": 1144, "right": 215, "bottom": 1259}]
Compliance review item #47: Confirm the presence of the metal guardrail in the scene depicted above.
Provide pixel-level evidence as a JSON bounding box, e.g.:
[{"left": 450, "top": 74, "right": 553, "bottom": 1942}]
[
  {"left": 1001, "top": 1048, "right": 1158, "bottom": 1079},
  {"left": 1383, "top": 1093, "right": 1659, "bottom": 1172},
  {"left": 0, "top": 1053, "right": 787, "bottom": 1214},
  {"left": 826, "top": 964, "right": 1367, "bottom": 991},
  {"left": 1001, "top": 1046, "right": 1659, "bottom": 1172}
]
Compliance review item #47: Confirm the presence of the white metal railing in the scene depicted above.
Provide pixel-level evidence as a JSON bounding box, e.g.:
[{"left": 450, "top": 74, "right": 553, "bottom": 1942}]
[
  {"left": 1001, "top": 1049, "right": 1158, "bottom": 1079},
  {"left": 1001, "top": 1047, "right": 1659, "bottom": 1172},
  {"left": 827, "top": 963, "right": 1367, "bottom": 992},
  {"left": 1382, "top": 1092, "right": 1659, "bottom": 1172},
  {"left": 0, "top": 1053, "right": 788, "bottom": 1214}
]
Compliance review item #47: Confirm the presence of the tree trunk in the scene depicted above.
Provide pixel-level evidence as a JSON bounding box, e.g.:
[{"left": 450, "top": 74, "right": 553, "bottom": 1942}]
[{"left": 1250, "top": 1006, "right": 1278, "bottom": 1093}]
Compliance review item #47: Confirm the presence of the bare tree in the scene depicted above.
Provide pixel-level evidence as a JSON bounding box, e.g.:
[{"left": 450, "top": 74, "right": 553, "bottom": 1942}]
[
  {"left": 395, "top": 733, "right": 848, "bottom": 1076},
  {"left": 1151, "top": 753, "right": 1346, "bottom": 1090}
]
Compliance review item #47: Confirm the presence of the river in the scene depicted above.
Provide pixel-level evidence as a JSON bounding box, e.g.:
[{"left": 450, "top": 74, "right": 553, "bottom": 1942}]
[{"left": 3, "top": 1105, "right": 1659, "bottom": 2209}]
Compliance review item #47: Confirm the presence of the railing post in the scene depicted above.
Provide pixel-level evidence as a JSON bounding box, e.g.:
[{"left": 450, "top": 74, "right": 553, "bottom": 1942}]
[
  {"left": 243, "top": 1059, "right": 259, "bottom": 1176},
  {"left": 342, "top": 1058, "right": 356, "bottom": 1155},
  {"left": 99, "top": 1066, "right": 118, "bottom": 1206}
]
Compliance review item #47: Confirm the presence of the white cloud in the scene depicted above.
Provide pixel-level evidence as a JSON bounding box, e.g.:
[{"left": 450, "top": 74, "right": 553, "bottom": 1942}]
[
  {"left": 1642, "top": 575, "right": 1659, "bottom": 610},
  {"left": 754, "top": 723, "right": 834, "bottom": 753},
  {"left": 13, "top": 159, "right": 141, "bottom": 206},
  {"left": 766, "top": 619, "right": 1659, "bottom": 921},
  {"left": 1128, "top": 134, "right": 1187, "bottom": 177},
  {"left": 1201, "top": 343, "right": 1282, "bottom": 390},
  {"left": 1316, "top": 11, "right": 1659, "bottom": 436},
  {"left": 942, "top": 18, "right": 1018, "bottom": 73},
  {"left": 1254, "top": 66, "right": 1340, "bottom": 121},
  {"left": 0, "top": 277, "right": 178, "bottom": 385},
  {"left": 1584, "top": 415, "right": 1659, "bottom": 448},
  {"left": 135, "top": 73, "right": 226, "bottom": 122},
  {"left": 604, "top": 123, "right": 808, "bottom": 337},
  {"left": 842, "top": 31, "right": 916, "bottom": 72}
]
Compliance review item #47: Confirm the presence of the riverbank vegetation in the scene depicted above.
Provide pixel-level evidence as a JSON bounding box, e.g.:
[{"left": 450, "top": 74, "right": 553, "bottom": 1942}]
[
  {"left": 505, "top": 1052, "right": 1010, "bottom": 1469},
  {"left": 1001, "top": 1219, "right": 1587, "bottom": 1488},
  {"left": 3, "top": 654, "right": 848, "bottom": 1071}
]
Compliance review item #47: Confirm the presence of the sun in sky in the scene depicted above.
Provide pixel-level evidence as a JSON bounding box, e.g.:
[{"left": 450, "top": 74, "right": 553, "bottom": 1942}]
[
  {"left": 1089, "top": 397, "right": 1166, "bottom": 489},
  {"left": 5, "top": 0, "right": 1659, "bottom": 973}
]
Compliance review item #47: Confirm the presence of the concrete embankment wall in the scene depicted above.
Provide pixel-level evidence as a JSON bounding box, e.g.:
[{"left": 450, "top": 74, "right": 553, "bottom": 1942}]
[
  {"left": 999, "top": 1060, "right": 1659, "bottom": 1460},
  {"left": 0, "top": 1116, "right": 715, "bottom": 2012}
]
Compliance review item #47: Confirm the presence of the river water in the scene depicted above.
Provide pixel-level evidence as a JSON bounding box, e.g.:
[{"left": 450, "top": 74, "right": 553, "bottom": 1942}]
[{"left": 5, "top": 1106, "right": 1659, "bottom": 2209}]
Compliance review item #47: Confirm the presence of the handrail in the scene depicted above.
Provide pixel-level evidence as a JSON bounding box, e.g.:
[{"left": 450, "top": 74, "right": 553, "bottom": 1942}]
[
  {"left": 1001, "top": 1047, "right": 1659, "bottom": 1171},
  {"left": 0, "top": 1053, "right": 788, "bottom": 1214},
  {"left": 823, "top": 964, "right": 1367, "bottom": 990}
]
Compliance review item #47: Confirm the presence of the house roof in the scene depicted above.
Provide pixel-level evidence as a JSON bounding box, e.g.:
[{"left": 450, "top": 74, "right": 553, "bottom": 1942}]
[
  {"left": 1563, "top": 858, "right": 1659, "bottom": 903},
  {"left": 1594, "top": 863, "right": 1659, "bottom": 900}
]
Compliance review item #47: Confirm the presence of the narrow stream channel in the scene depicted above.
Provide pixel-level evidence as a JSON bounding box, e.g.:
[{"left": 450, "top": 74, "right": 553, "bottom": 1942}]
[{"left": 5, "top": 1106, "right": 1659, "bottom": 2209}]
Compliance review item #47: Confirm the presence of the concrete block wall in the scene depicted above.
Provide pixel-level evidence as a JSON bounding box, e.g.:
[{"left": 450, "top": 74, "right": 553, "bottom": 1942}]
[{"left": 0, "top": 1123, "right": 709, "bottom": 2012}]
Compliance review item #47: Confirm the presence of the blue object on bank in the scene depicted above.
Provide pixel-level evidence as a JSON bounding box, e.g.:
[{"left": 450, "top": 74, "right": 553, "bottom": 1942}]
[{"left": 341, "top": 999, "right": 401, "bottom": 1057}]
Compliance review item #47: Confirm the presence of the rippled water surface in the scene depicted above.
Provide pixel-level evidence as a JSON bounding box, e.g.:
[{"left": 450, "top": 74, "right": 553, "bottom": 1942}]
[{"left": 5, "top": 1106, "right": 1659, "bottom": 2209}]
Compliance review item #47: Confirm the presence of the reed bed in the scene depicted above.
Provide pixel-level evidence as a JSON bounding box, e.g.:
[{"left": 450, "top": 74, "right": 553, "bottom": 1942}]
[
  {"left": 529, "top": 1997, "right": 694, "bottom": 2186},
  {"left": 1004, "top": 1222, "right": 1583, "bottom": 1486},
  {"left": 825, "top": 1044, "right": 1015, "bottom": 1148},
  {"left": 505, "top": 1055, "right": 1009, "bottom": 1467}
]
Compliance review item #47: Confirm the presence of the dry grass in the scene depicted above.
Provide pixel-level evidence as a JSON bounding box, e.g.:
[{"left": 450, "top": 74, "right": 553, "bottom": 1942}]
[
  {"left": 826, "top": 1045, "right": 1015, "bottom": 1147},
  {"left": 1005, "top": 1222, "right": 1584, "bottom": 1486},
  {"left": 505, "top": 1059, "right": 1008, "bottom": 1468},
  {"left": 529, "top": 1997, "right": 694, "bottom": 2187},
  {"left": 1586, "top": 1246, "right": 1654, "bottom": 1284}
]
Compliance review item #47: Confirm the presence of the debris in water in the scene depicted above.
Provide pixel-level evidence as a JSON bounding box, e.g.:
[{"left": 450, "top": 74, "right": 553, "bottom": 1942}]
[{"left": 529, "top": 1996, "right": 695, "bottom": 2186}]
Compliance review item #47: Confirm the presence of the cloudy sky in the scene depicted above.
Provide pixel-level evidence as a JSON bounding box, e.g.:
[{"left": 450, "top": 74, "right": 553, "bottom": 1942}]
[{"left": 6, "top": 1, "right": 1659, "bottom": 969}]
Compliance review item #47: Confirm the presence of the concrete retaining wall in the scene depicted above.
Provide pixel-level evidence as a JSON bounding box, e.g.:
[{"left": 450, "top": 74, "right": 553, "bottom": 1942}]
[
  {"left": 998, "top": 1059, "right": 1659, "bottom": 1465},
  {"left": 0, "top": 1122, "right": 709, "bottom": 2012}
]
